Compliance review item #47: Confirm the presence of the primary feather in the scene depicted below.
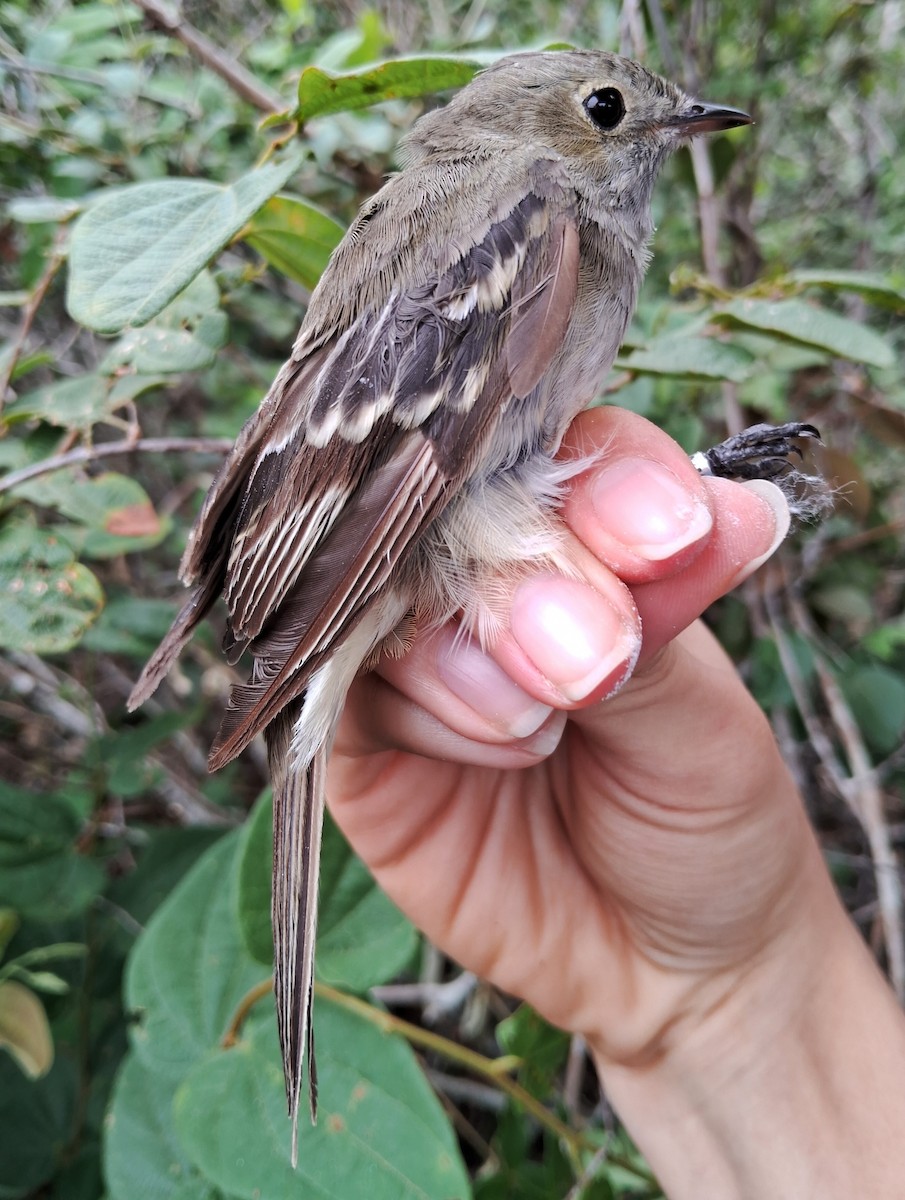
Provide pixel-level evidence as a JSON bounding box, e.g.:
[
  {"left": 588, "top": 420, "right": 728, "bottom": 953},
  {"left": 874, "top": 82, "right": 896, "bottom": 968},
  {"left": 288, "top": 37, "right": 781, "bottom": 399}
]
[{"left": 128, "top": 49, "right": 750, "bottom": 1163}]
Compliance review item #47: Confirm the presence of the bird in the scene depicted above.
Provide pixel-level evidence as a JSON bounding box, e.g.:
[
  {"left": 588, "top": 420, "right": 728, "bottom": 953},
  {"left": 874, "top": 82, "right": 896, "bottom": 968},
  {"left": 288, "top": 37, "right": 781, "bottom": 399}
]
[{"left": 129, "top": 49, "right": 760, "bottom": 1162}]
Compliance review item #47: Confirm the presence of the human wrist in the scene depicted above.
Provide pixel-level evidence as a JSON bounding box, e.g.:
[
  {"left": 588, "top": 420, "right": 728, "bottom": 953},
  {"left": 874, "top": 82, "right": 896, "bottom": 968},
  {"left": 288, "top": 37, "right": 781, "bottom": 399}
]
[{"left": 591, "top": 847, "right": 905, "bottom": 1199}]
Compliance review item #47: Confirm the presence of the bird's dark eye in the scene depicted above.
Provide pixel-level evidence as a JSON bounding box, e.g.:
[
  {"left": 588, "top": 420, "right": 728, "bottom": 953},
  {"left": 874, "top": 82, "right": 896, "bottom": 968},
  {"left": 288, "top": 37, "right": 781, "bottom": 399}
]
[{"left": 584, "top": 87, "right": 625, "bottom": 130}]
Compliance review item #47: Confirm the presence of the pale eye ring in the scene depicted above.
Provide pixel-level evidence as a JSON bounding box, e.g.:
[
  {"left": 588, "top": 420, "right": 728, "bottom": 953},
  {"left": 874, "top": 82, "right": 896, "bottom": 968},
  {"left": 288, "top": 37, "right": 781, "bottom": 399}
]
[{"left": 584, "top": 87, "right": 625, "bottom": 130}]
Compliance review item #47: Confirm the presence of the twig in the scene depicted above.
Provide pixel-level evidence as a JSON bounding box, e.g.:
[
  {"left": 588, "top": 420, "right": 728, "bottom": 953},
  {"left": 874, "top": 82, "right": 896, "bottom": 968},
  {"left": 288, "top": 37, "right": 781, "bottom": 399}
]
[
  {"left": 0, "top": 56, "right": 198, "bottom": 114},
  {"left": 221, "top": 977, "right": 272, "bottom": 1046},
  {"left": 563, "top": 1032, "right": 588, "bottom": 1121},
  {"left": 687, "top": 138, "right": 724, "bottom": 287},
  {"left": 563, "top": 1134, "right": 616, "bottom": 1200},
  {"left": 220, "top": 977, "right": 657, "bottom": 1184},
  {"left": 132, "top": 0, "right": 283, "bottom": 114},
  {"left": 618, "top": 0, "right": 647, "bottom": 60},
  {"left": 0, "top": 227, "right": 68, "bottom": 417},
  {"left": 0, "top": 436, "right": 232, "bottom": 494},
  {"left": 765, "top": 582, "right": 905, "bottom": 1000},
  {"left": 1, "top": 651, "right": 230, "bottom": 827},
  {"left": 371, "top": 970, "right": 477, "bottom": 1022},
  {"left": 796, "top": 621, "right": 905, "bottom": 1001},
  {"left": 644, "top": 0, "right": 679, "bottom": 76}
]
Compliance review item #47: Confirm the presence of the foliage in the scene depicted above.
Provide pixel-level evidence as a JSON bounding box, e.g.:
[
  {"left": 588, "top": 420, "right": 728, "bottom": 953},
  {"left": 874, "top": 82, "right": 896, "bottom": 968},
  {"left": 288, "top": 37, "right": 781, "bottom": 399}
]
[{"left": 0, "top": 0, "right": 903, "bottom": 1197}]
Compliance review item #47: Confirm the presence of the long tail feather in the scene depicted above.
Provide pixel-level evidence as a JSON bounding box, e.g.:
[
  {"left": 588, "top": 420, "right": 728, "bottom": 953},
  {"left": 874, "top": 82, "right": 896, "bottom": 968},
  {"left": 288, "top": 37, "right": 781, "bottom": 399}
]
[{"left": 266, "top": 705, "right": 328, "bottom": 1168}]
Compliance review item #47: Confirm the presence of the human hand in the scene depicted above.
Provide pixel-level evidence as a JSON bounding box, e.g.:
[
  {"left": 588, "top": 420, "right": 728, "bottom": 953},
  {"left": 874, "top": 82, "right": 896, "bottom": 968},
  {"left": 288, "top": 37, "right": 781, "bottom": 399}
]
[
  {"left": 329, "top": 406, "right": 818, "bottom": 1054},
  {"left": 329, "top": 407, "right": 905, "bottom": 1197}
]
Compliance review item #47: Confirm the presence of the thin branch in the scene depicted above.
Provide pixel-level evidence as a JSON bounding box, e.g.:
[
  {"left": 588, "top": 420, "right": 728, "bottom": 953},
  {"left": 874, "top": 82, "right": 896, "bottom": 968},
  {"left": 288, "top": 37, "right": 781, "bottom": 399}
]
[
  {"left": 0, "top": 436, "right": 232, "bottom": 494},
  {"left": 794, "top": 611, "right": 905, "bottom": 1002},
  {"left": 765, "top": 582, "right": 905, "bottom": 1000},
  {"left": 221, "top": 977, "right": 272, "bottom": 1047},
  {"left": 132, "top": 0, "right": 284, "bottom": 114},
  {"left": 371, "top": 970, "right": 477, "bottom": 1023},
  {"left": 0, "top": 56, "right": 198, "bottom": 114},
  {"left": 220, "top": 978, "right": 658, "bottom": 1185},
  {"left": 1, "top": 651, "right": 230, "bottom": 827},
  {"left": 644, "top": 0, "right": 679, "bottom": 76},
  {"left": 0, "top": 227, "right": 68, "bottom": 416},
  {"left": 563, "top": 1135, "right": 615, "bottom": 1200}
]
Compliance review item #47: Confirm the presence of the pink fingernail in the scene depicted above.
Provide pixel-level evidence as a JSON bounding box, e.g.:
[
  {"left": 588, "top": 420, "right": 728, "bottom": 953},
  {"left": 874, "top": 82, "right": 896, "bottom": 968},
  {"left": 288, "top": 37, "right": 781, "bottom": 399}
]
[
  {"left": 728, "top": 480, "right": 791, "bottom": 586},
  {"left": 510, "top": 577, "right": 640, "bottom": 703},
  {"left": 436, "top": 628, "right": 554, "bottom": 738},
  {"left": 592, "top": 458, "right": 712, "bottom": 559}
]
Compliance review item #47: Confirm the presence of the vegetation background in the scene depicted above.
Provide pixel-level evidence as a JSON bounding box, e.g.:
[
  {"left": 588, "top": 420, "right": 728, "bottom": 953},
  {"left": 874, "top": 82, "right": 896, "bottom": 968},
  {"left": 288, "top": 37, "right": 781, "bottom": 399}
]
[{"left": 1, "top": 0, "right": 903, "bottom": 1196}]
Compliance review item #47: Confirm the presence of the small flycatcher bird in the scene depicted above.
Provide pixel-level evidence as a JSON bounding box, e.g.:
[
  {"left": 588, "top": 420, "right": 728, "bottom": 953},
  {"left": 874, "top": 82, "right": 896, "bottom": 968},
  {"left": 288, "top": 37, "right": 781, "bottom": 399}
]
[{"left": 129, "top": 50, "right": 799, "bottom": 1160}]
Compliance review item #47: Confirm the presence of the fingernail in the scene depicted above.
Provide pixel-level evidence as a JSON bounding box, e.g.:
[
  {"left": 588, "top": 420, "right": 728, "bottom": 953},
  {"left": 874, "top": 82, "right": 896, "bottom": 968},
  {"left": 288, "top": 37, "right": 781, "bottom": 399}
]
[
  {"left": 436, "top": 628, "right": 554, "bottom": 738},
  {"left": 728, "top": 480, "right": 791, "bottom": 586},
  {"left": 510, "top": 576, "right": 640, "bottom": 703},
  {"left": 591, "top": 458, "right": 712, "bottom": 560}
]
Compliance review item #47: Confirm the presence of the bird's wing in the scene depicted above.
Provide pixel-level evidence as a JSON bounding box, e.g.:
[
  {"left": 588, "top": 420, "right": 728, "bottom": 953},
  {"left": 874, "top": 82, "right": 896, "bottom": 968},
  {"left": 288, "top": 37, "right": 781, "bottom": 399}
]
[
  {"left": 131, "top": 163, "right": 581, "bottom": 761},
  {"left": 206, "top": 166, "right": 580, "bottom": 768}
]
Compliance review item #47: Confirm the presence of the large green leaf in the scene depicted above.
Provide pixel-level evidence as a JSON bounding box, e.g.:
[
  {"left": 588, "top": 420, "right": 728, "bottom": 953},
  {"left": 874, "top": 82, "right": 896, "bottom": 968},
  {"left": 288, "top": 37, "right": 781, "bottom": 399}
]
[
  {"left": 785, "top": 268, "right": 905, "bottom": 310},
  {"left": 243, "top": 195, "right": 345, "bottom": 290},
  {"left": 123, "top": 828, "right": 466, "bottom": 1198},
  {"left": 5, "top": 369, "right": 166, "bottom": 430},
  {"left": 291, "top": 56, "right": 479, "bottom": 123},
  {"left": 0, "top": 785, "right": 105, "bottom": 921},
  {"left": 102, "top": 272, "right": 228, "bottom": 375},
  {"left": 715, "top": 297, "right": 894, "bottom": 368},
  {"left": 125, "top": 834, "right": 268, "bottom": 1082},
  {"left": 173, "top": 1002, "right": 470, "bottom": 1200},
  {"left": 11, "top": 471, "right": 168, "bottom": 559},
  {"left": 0, "top": 1053, "right": 77, "bottom": 1200},
  {"left": 236, "top": 794, "right": 417, "bottom": 991},
  {"left": 105, "top": 1054, "right": 234, "bottom": 1200},
  {"left": 839, "top": 664, "right": 905, "bottom": 756},
  {"left": 617, "top": 335, "right": 754, "bottom": 381},
  {"left": 66, "top": 153, "right": 304, "bottom": 333},
  {"left": 0, "top": 520, "right": 104, "bottom": 654}
]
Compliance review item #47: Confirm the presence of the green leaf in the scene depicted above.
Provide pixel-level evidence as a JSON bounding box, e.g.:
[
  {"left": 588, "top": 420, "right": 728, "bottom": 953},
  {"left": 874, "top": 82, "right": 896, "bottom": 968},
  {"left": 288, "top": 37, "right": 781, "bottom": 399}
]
[
  {"left": 102, "top": 272, "right": 228, "bottom": 375},
  {"left": 81, "top": 595, "right": 183, "bottom": 658},
  {"left": 618, "top": 335, "right": 754, "bottom": 381},
  {"left": 0, "top": 785, "right": 105, "bottom": 921},
  {"left": 125, "top": 834, "right": 269, "bottom": 1081},
  {"left": 0, "top": 910, "right": 19, "bottom": 959},
  {"left": 11, "top": 471, "right": 167, "bottom": 559},
  {"left": 495, "top": 1004, "right": 569, "bottom": 1097},
  {"left": 863, "top": 619, "right": 905, "bottom": 661},
  {"left": 105, "top": 1054, "right": 232, "bottom": 1200},
  {"left": 715, "top": 298, "right": 894, "bottom": 369},
  {"left": 6, "top": 373, "right": 119, "bottom": 428},
  {"left": 236, "top": 794, "right": 416, "bottom": 990},
  {"left": 0, "top": 981, "right": 53, "bottom": 1079},
  {"left": 839, "top": 664, "right": 905, "bottom": 756},
  {"left": 317, "top": 816, "right": 418, "bottom": 991},
  {"left": 108, "top": 828, "right": 226, "bottom": 930},
  {"left": 0, "top": 520, "right": 104, "bottom": 654},
  {"left": 0, "top": 1053, "right": 76, "bottom": 1199},
  {"left": 234, "top": 792, "right": 274, "bottom": 965},
  {"left": 785, "top": 268, "right": 905, "bottom": 310},
  {"left": 243, "top": 195, "right": 345, "bottom": 289},
  {"left": 66, "top": 153, "right": 304, "bottom": 333},
  {"left": 89, "top": 711, "right": 196, "bottom": 797},
  {"left": 292, "top": 56, "right": 479, "bottom": 123},
  {"left": 6, "top": 197, "right": 82, "bottom": 225},
  {"left": 173, "top": 1000, "right": 470, "bottom": 1199}
]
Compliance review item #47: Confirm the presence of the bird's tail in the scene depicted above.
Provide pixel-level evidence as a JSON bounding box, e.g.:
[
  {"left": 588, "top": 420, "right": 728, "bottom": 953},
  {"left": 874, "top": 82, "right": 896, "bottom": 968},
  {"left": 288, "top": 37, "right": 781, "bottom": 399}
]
[{"left": 265, "top": 703, "right": 329, "bottom": 1168}]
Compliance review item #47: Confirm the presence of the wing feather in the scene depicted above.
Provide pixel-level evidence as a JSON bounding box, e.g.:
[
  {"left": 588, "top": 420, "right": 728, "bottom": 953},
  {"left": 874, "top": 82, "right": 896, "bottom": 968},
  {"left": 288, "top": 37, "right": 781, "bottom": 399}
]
[{"left": 135, "top": 161, "right": 581, "bottom": 755}]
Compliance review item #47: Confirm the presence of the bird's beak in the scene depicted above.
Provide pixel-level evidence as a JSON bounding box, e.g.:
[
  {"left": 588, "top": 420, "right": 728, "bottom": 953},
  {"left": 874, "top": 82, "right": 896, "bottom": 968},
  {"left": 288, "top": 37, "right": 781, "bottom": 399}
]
[{"left": 667, "top": 101, "right": 753, "bottom": 135}]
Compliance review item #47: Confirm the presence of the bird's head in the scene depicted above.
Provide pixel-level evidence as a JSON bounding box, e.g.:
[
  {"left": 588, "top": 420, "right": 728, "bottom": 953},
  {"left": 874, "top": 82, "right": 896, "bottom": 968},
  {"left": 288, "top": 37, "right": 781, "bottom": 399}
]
[{"left": 405, "top": 50, "right": 751, "bottom": 215}]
